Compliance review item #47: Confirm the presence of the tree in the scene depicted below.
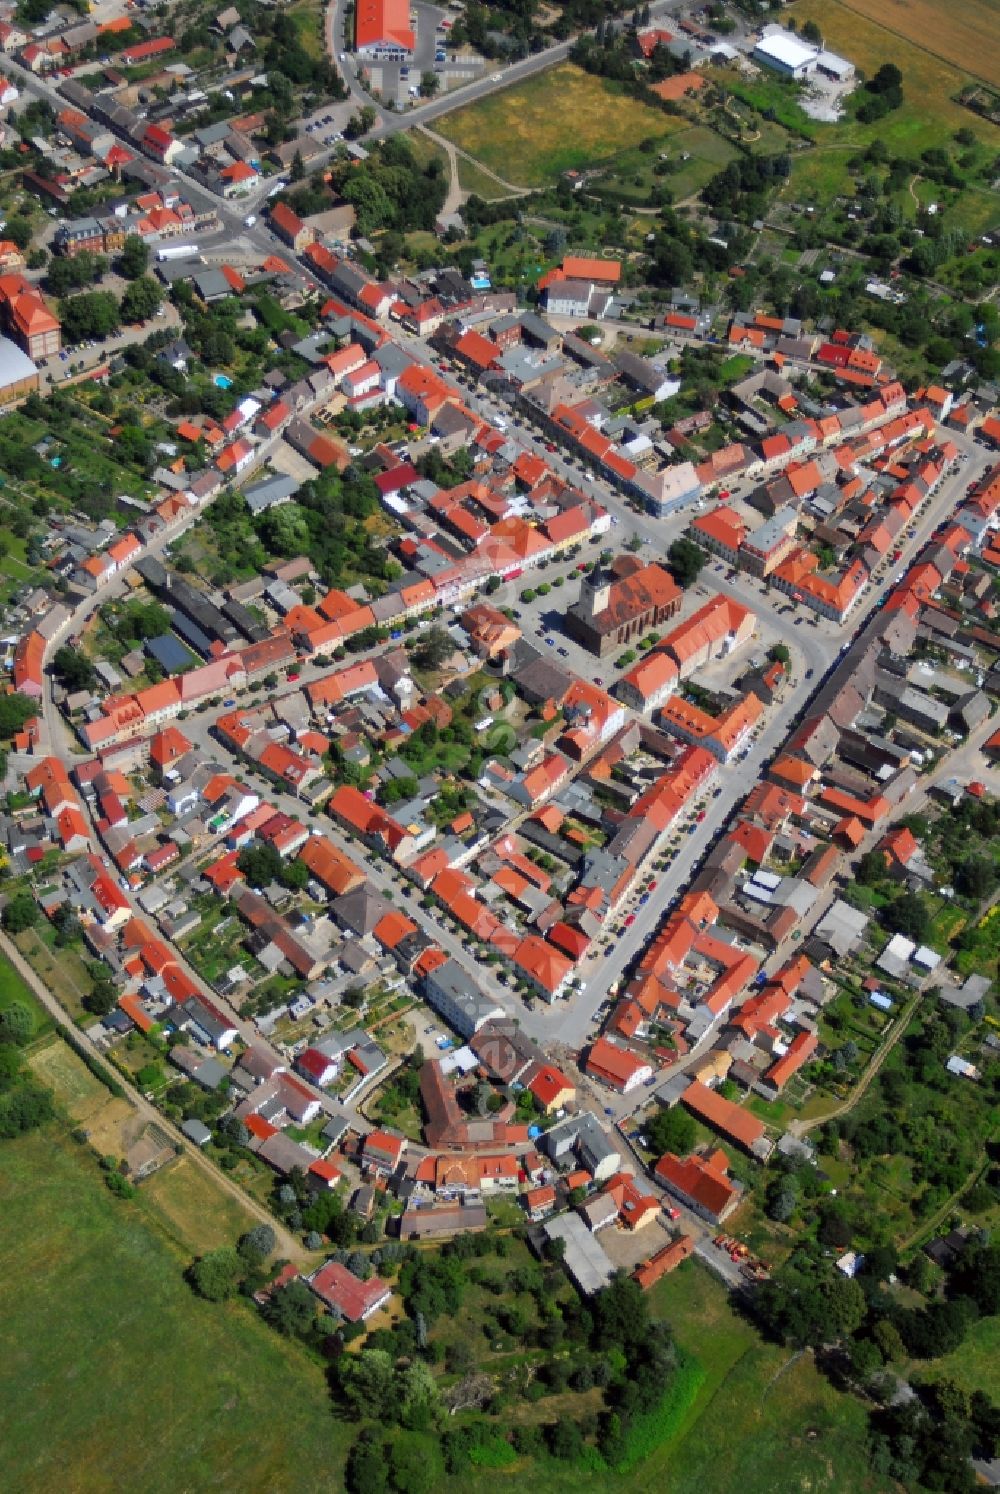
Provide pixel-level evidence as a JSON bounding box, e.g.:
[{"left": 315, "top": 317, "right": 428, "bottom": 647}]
[
  {"left": 667, "top": 537, "right": 706, "bottom": 587},
  {"left": 548, "top": 1420, "right": 584, "bottom": 1459},
  {"left": 4, "top": 216, "right": 32, "bottom": 251},
  {"left": 2, "top": 893, "right": 38, "bottom": 935},
  {"left": 389, "top": 1432, "right": 443, "bottom": 1494},
  {"left": 83, "top": 966, "right": 118, "bottom": 1016},
  {"left": 189, "top": 1246, "right": 242, "bottom": 1301},
  {"left": 0, "top": 1003, "right": 34, "bottom": 1046},
  {"left": 336, "top": 1349, "right": 396, "bottom": 1421},
  {"left": 119, "top": 236, "right": 150, "bottom": 279},
  {"left": 856, "top": 849, "right": 888, "bottom": 886},
  {"left": 238, "top": 1223, "right": 277, "bottom": 1269},
  {"left": 645, "top": 1105, "right": 696, "bottom": 1157},
  {"left": 399, "top": 1359, "right": 443, "bottom": 1430},
  {"left": 592, "top": 1274, "right": 649, "bottom": 1348},
  {"left": 884, "top": 892, "right": 929, "bottom": 942},
  {"left": 950, "top": 1241, "right": 1000, "bottom": 1317},
  {"left": 768, "top": 643, "right": 790, "bottom": 665},
  {"left": 0, "top": 693, "right": 38, "bottom": 740},
  {"left": 873, "top": 1319, "right": 906, "bottom": 1362},
  {"left": 345, "top": 1432, "right": 389, "bottom": 1494},
  {"left": 261, "top": 1278, "right": 316, "bottom": 1335},
  {"left": 221, "top": 1114, "right": 250, "bottom": 1148},
  {"left": 954, "top": 855, "right": 996, "bottom": 901},
  {"left": 870, "top": 62, "right": 903, "bottom": 94},
  {"left": 420, "top": 69, "right": 440, "bottom": 97},
  {"left": 121, "top": 276, "right": 163, "bottom": 324},
  {"left": 0, "top": 1077, "right": 53, "bottom": 1138},
  {"left": 801, "top": 18, "right": 822, "bottom": 43},
  {"left": 60, "top": 290, "right": 120, "bottom": 344},
  {"left": 237, "top": 843, "right": 283, "bottom": 889},
  {"left": 766, "top": 1173, "right": 799, "bottom": 1223},
  {"left": 411, "top": 626, "right": 454, "bottom": 671},
  {"left": 52, "top": 646, "right": 97, "bottom": 692}
]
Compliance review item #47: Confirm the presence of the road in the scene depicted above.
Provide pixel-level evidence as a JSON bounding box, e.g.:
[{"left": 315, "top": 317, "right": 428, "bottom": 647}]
[
  {"left": 328, "top": 0, "right": 684, "bottom": 145},
  {"left": 0, "top": 927, "right": 306, "bottom": 1260}
]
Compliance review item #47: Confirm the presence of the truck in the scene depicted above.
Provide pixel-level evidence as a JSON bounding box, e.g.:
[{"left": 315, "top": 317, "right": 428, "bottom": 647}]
[{"left": 156, "top": 244, "right": 198, "bottom": 262}]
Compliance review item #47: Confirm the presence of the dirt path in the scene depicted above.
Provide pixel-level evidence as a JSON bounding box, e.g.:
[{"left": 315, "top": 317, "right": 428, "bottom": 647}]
[
  {"left": 427, "top": 129, "right": 466, "bottom": 217},
  {"left": 897, "top": 1154, "right": 989, "bottom": 1254},
  {"left": 908, "top": 173, "right": 922, "bottom": 209},
  {"left": 787, "top": 988, "right": 922, "bottom": 1138},
  {"left": 0, "top": 932, "right": 305, "bottom": 1262},
  {"left": 418, "top": 123, "right": 533, "bottom": 199}
]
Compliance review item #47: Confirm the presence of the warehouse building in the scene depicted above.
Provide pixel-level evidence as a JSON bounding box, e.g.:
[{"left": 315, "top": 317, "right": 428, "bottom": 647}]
[
  {"left": 0, "top": 336, "right": 39, "bottom": 405},
  {"left": 752, "top": 30, "right": 818, "bottom": 79},
  {"left": 751, "top": 29, "right": 852, "bottom": 82}
]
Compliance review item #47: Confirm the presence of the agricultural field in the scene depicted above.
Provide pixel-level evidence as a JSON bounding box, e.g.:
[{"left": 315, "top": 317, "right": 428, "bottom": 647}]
[
  {"left": 15, "top": 923, "right": 109, "bottom": 1023},
  {"left": 436, "top": 65, "right": 686, "bottom": 187},
  {"left": 140, "top": 1155, "right": 262, "bottom": 1257},
  {"left": 0, "top": 1127, "right": 345, "bottom": 1494},
  {"left": 26, "top": 1032, "right": 162, "bottom": 1164},
  {"left": 792, "top": 0, "right": 1000, "bottom": 152},
  {"left": 28, "top": 1037, "right": 110, "bottom": 1124},
  {"left": 825, "top": 0, "right": 1000, "bottom": 88}
]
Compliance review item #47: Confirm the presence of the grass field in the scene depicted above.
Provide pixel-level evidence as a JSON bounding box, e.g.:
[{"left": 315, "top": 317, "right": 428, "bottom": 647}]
[
  {"left": 644, "top": 1261, "right": 889, "bottom": 1494},
  {"left": 592, "top": 124, "right": 740, "bottom": 206},
  {"left": 141, "top": 1155, "right": 262, "bottom": 1257},
  {"left": 28, "top": 1037, "right": 109, "bottom": 1122},
  {"left": 0, "top": 1127, "right": 345, "bottom": 1494},
  {"left": 792, "top": 0, "right": 1000, "bottom": 151},
  {"left": 824, "top": 0, "right": 1000, "bottom": 88},
  {"left": 457, "top": 156, "right": 515, "bottom": 201},
  {"left": 437, "top": 65, "right": 685, "bottom": 187},
  {"left": 0, "top": 953, "right": 49, "bottom": 1038},
  {"left": 15, "top": 925, "right": 95, "bottom": 1022},
  {"left": 910, "top": 1312, "right": 1000, "bottom": 1397}
]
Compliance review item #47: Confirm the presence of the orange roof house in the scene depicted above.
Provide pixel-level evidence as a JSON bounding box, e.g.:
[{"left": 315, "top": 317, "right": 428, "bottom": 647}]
[
  {"left": 585, "top": 1037, "right": 653, "bottom": 1093},
  {"left": 561, "top": 256, "right": 621, "bottom": 284},
  {"left": 299, "top": 834, "right": 366, "bottom": 897},
  {"left": 525, "top": 1062, "right": 575, "bottom": 1114},
  {"left": 762, "top": 1032, "right": 818, "bottom": 1094},
  {"left": 653, "top": 1150, "right": 740, "bottom": 1223},
  {"left": 681, "top": 1080, "right": 770, "bottom": 1156},
  {"left": 511, "top": 935, "right": 573, "bottom": 1001}
]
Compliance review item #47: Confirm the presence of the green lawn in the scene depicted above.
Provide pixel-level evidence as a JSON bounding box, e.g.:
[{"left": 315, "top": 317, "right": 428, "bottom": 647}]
[
  {"left": 0, "top": 953, "right": 50, "bottom": 1039},
  {"left": 910, "top": 1312, "right": 1000, "bottom": 1398},
  {"left": 645, "top": 1260, "right": 889, "bottom": 1494},
  {"left": 0, "top": 1127, "right": 347, "bottom": 1494}
]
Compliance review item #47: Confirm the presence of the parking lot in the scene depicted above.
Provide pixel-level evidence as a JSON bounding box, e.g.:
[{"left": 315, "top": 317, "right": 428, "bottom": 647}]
[
  {"left": 300, "top": 99, "right": 355, "bottom": 148},
  {"left": 362, "top": 2, "right": 485, "bottom": 109}
]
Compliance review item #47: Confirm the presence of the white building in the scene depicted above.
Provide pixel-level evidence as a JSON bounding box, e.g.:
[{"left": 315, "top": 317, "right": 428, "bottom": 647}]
[{"left": 752, "top": 30, "right": 819, "bottom": 79}]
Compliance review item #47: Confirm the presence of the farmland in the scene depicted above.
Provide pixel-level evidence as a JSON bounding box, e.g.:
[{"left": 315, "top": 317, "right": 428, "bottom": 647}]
[
  {"left": 0, "top": 1127, "right": 346, "bottom": 1494},
  {"left": 825, "top": 0, "right": 1000, "bottom": 88},
  {"left": 436, "top": 65, "right": 686, "bottom": 187},
  {"left": 792, "top": 0, "right": 1000, "bottom": 150}
]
